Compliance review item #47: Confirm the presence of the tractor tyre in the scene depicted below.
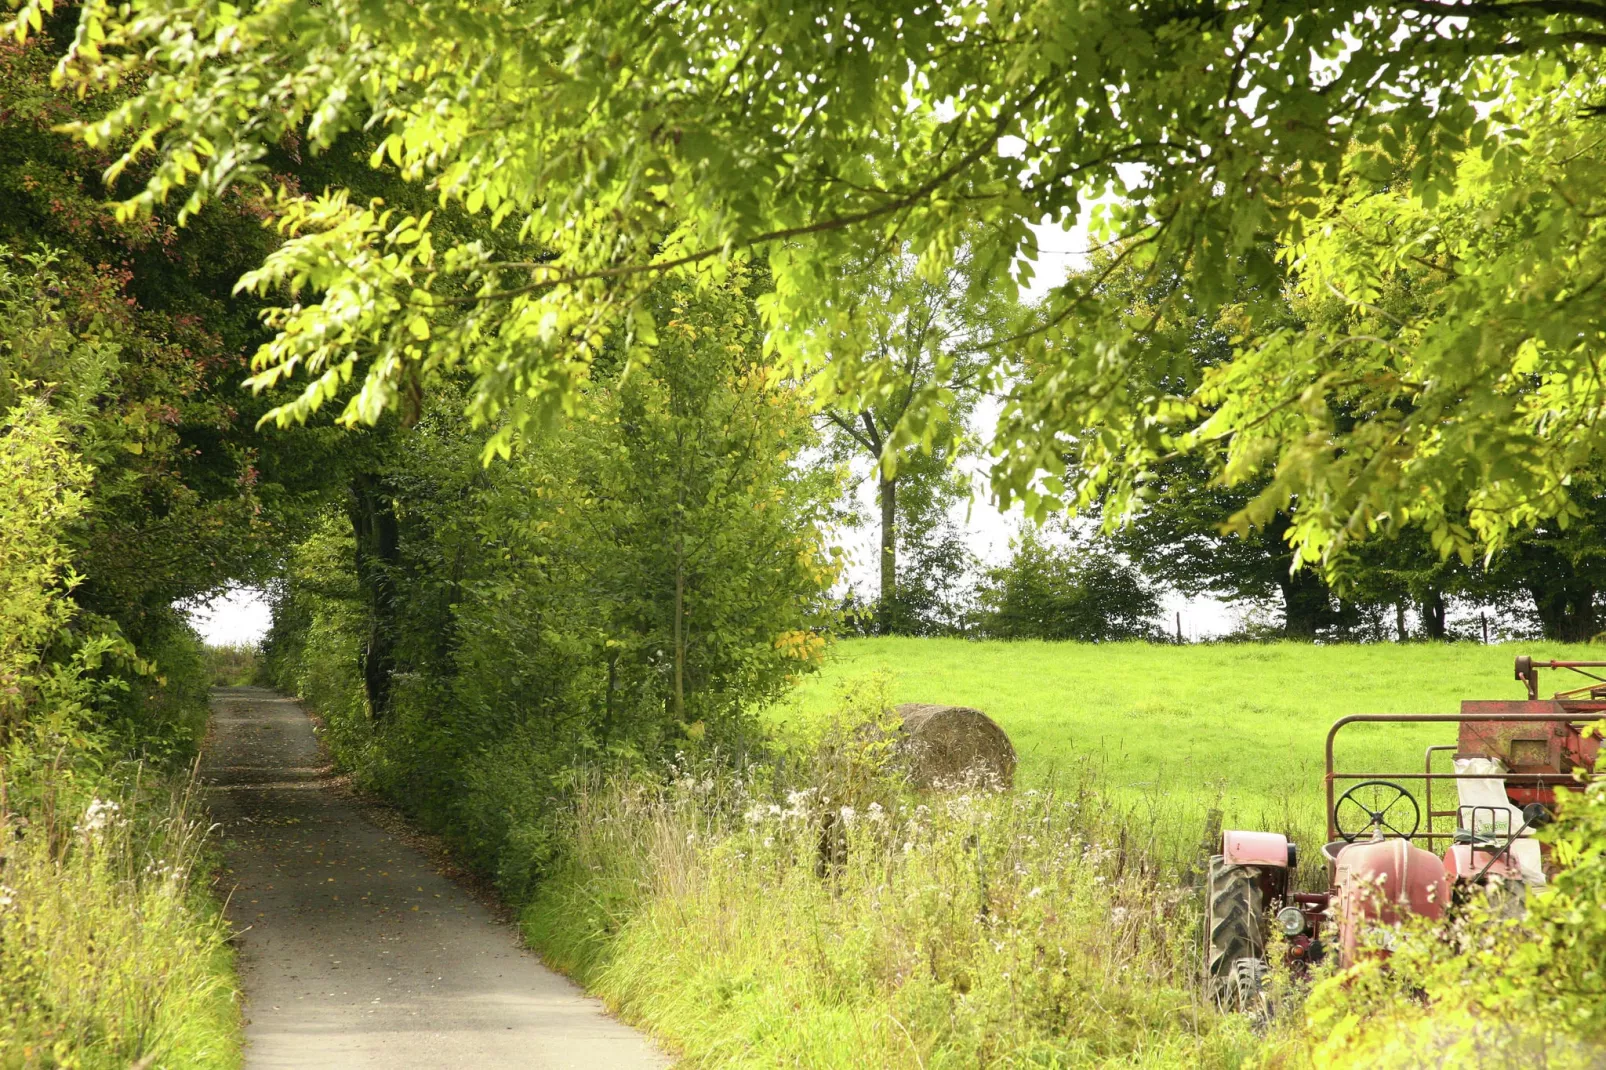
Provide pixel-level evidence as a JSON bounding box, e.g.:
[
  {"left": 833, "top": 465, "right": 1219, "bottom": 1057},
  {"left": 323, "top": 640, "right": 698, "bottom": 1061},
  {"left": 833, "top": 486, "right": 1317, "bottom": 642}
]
[
  {"left": 1228, "top": 957, "right": 1271, "bottom": 1020},
  {"left": 1203, "top": 854, "right": 1266, "bottom": 1011}
]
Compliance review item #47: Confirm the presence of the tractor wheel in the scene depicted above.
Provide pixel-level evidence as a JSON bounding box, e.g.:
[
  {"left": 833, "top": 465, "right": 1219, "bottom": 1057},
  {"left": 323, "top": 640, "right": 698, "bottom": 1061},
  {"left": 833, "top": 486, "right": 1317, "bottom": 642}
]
[
  {"left": 1203, "top": 854, "right": 1266, "bottom": 1011},
  {"left": 1228, "top": 957, "right": 1271, "bottom": 1020}
]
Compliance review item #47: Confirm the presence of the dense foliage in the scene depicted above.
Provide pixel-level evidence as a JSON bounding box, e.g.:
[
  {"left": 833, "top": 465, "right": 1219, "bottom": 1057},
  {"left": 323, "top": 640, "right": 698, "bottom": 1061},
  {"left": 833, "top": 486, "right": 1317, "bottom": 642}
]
[
  {"left": 1082, "top": 247, "right": 1606, "bottom": 641},
  {"left": 0, "top": 252, "right": 239, "bottom": 1067},
  {"left": 264, "top": 271, "right": 839, "bottom": 893},
  {"left": 975, "top": 525, "right": 1161, "bottom": 642},
  {"left": 23, "top": 0, "right": 1606, "bottom": 577}
]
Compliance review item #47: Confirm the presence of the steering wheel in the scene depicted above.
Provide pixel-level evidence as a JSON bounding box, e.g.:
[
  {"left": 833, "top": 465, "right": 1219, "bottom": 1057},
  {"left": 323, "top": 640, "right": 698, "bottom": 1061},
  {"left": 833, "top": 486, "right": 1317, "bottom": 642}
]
[{"left": 1334, "top": 780, "right": 1421, "bottom": 842}]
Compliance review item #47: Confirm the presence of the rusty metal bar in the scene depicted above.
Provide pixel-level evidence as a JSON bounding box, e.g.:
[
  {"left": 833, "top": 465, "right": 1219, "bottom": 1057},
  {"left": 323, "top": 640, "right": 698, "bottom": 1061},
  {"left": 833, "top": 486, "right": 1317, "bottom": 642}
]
[
  {"left": 1324, "top": 712, "right": 1606, "bottom": 842},
  {"left": 1516, "top": 656, "right": 1606, "bottom": 700},
  {"left": 1424, "top": 744, "right": 1457, "bottom": 836},
  {"left": 1332, "top": 772, "right": 1582, "bottom": 781}
]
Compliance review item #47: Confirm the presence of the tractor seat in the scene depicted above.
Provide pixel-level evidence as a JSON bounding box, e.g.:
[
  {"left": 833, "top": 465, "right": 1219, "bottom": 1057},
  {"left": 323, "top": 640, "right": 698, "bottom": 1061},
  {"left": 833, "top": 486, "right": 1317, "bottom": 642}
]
[{"left": 1453, "top": 756, "right": 1546, "bottom": 887}]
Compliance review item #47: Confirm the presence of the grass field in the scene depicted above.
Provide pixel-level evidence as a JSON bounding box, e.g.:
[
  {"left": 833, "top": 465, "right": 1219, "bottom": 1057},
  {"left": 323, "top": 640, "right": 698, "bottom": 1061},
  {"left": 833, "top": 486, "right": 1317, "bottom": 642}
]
[
  {"left": 527, "top": 638, "right": 1606, "bottom": 1066},
  {"left": 775, "top": 637, "right": 1601, "bottom": 861}
]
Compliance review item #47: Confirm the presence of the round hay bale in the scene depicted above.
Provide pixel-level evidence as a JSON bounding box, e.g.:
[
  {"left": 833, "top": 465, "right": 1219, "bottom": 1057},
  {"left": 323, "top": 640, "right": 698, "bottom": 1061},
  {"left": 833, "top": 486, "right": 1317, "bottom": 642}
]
[{"left": 894, "top": 703, "right": 1017, "bottom": 791}]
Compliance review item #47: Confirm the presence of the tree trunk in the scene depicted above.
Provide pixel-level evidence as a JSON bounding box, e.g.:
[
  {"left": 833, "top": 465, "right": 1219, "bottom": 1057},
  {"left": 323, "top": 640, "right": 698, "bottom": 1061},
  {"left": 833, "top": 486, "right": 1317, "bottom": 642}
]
[
  {"left": 1419, "top": 591, "right": 1448, "bottom": 640},
  {"left": 1528, "top": 581, "right": 1599, "bottom": 643},
  {"left": 878, "top": 473, "right": 897, "bottom": 635},
  {"left": 349, "top": 473, "right": 401, "bottom": 721},
  {"left": 673, "top": 427, "right": 687, "bottom": 722},
  {"left": 1278, "top": 569, "right": 1330, "bottom": 639},
  {"left": 673, "top": 537, "right": 685, "bottom": 722},
  {"left": 1396, "top": 603, "right": 1408, "bottom": 643}
]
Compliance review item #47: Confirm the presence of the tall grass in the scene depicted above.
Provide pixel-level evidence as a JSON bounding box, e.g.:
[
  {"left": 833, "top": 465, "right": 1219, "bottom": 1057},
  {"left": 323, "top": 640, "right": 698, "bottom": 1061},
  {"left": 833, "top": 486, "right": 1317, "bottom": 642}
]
[
  {"left": 201, "top": 644, "right": 259, "bottom": 689},
  {"left": 525, "top": 690, "right": 1275, "bottom": 1068},
  {"left": 0, "top": 759, "right": 239, "bottom": 1068}
]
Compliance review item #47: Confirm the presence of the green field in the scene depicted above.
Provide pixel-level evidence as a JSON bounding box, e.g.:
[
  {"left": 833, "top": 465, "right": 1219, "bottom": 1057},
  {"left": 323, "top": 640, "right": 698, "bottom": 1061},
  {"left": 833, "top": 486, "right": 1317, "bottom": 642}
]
[{"left": 776, "top": 637, "right": 1600, "bottom": 856}]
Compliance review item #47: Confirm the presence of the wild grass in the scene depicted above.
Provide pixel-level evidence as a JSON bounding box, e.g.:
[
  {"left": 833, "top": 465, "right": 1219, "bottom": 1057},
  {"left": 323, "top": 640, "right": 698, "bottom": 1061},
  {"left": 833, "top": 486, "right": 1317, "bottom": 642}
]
[
  {"left": 524, "top": 640, "right": 1606, "bottom": 1067},
  {"left": 526, "top": 679, "right": 1282, "bottom": 1068},
  {"left": 0, "top": 759, "right": 240, "bottom": 1068},
  {"left": 202, "top": 644, "right": 259, "bottom": 689}
]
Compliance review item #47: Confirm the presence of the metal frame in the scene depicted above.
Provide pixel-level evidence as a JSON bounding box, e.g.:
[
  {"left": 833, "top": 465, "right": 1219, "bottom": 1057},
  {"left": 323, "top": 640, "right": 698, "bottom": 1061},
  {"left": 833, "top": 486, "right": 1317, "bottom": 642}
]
[
  {"left": 1323, "top": 712, "right": 1606, "bottom": 843},
  {"left": 1515, "top": 657, "right": 1606, "bottom": 701}
]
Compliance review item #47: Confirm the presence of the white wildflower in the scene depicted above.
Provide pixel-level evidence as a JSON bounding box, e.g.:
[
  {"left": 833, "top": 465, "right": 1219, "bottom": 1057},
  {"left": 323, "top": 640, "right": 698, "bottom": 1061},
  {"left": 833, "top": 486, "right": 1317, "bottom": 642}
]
[
  {"left": 867, "top": 802, "right": 885, "bottom": 824},
  {"left": 1027, "top": 886, "right": 1044, "bottom": 899},
  {"left": 839, "top": 805, "right": 857, "bottom": 828},
  {"left": 76, "top": 798, "right": 121, "bottom": 835},
  {"left": 0, "top": 884, "right": 14, "bottom": 911}
]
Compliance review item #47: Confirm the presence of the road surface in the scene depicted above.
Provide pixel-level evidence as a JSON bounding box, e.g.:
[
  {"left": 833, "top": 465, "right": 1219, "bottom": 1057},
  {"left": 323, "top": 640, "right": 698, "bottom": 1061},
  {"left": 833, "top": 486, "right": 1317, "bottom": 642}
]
[{"left": 202, "top": 686, "right": 669, "bottom": 1069}]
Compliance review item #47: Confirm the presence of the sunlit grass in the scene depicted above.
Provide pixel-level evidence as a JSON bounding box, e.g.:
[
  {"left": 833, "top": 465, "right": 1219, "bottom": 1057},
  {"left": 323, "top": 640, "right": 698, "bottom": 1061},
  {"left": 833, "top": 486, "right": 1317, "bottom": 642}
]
[
  {"left": 526, "top": 743, "right": 1266, "bottom": 1067},
  {"left": 0, "top": 763, "right": 240, "bottom": 1067},
  {"left": 774, "top": 638, "right": 1599, "bottom": 860},
  {"left": 526, "top": 639, "right": 1605, "bottom": 1067}
]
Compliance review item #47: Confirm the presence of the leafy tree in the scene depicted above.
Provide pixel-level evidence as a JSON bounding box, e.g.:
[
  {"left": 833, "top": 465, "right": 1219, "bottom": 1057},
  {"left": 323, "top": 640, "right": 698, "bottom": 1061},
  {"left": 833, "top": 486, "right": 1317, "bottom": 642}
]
[
  {"left": 1113, "top": 470, "right": 1340, "bottom": 639},
  {"left": 1063, "top": 245, "right": 1350, "bottom": 637},
  {"left": 262, "top": 269, "right": 838, "bottom": 886},
  {"left": 1084, "top": 235, "right": 1606, "bottom": 642},
  {"left": 0, "top": 34, "right": 323, "bottom": 650},
  {"left": 976, "top": 524, "right": 1159, "bottom": 642},
  {"left": 29, "top": 0, "right": 1606, "bottom": 568},
  {"left": 876, "top": 474, "right": 978, "bottom": 636},
  {"left": 1481, "top": 495, "right": 1606, "bottom": 643},
  {"left": 815, "top": 244, "right": 1009, "bottom": 634}
]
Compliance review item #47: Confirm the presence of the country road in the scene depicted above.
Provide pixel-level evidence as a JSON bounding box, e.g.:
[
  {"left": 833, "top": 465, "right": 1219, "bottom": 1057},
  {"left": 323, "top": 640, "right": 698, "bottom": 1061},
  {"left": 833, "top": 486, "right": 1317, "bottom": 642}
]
[{"left": 202, "top": 686, "right": 669, "bottom": 1069}]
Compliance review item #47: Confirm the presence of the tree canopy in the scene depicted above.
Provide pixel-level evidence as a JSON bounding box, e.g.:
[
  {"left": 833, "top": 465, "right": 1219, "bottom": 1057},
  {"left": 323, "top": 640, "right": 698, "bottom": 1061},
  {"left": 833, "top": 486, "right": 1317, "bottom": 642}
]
[{"left": 13, "top": 0, "right": 1606, "bottom": 571}]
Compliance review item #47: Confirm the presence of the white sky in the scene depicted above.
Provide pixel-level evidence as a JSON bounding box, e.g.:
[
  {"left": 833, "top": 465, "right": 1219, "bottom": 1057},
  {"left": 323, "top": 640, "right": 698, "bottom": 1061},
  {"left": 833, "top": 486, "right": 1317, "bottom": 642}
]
[{"left": 186, "top": 588, "right": 273, "bottom": 646}]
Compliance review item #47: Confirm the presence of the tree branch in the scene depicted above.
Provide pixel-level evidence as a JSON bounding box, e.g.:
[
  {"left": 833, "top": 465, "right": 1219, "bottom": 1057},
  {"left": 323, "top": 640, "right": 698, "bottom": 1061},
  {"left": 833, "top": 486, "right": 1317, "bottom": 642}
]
[{"left": 432, "top": 81, "right": 1055, "bottom": 307}]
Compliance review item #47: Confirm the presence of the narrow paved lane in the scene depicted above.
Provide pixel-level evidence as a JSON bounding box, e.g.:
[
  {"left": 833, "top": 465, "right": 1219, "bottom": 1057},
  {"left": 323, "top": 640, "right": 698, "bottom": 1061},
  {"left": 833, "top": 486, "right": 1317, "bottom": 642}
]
[{"left": 203, "top": 686, "right": 669, "bottom": 1069}]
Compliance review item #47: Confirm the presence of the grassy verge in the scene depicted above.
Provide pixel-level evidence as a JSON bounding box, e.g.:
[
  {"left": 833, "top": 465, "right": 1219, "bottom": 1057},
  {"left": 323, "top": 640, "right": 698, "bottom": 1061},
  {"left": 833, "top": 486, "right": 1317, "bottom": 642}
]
[
  {"left": 521, "top": 640, "right": 1606, "bottom": 1068},
  {"left": 0, "top": 755, "right": 240, "bottom": 1069},
  {"left": 523, "top": 678, "right": 1280, "bottom": 1068}
]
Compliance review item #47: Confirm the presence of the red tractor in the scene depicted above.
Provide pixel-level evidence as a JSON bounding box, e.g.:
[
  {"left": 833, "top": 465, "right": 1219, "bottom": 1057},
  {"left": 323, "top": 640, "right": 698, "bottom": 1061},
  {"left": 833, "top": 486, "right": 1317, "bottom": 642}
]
[{"left": 1204, "top": 656, "right": 1606, "bottom": 1010}]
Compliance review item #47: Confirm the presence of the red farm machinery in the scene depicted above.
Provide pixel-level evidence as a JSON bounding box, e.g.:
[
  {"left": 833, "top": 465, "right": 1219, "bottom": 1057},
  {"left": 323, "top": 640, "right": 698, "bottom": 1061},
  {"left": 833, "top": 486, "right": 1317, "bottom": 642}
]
[{"left": 1204, "top": 656, "right": 1606, "bottom": 1010}]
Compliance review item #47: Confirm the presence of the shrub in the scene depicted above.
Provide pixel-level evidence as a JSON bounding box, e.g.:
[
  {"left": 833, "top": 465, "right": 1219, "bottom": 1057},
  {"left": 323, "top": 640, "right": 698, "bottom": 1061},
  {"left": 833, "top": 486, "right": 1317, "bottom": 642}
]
[
  {"left": 976, "top": 526, "right": 1161, "bottom": 642},
  {"left": 0, "top": 261, "right": 239, "bottom": 1068}
]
